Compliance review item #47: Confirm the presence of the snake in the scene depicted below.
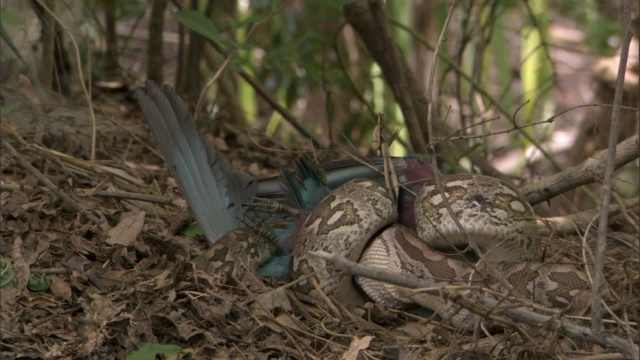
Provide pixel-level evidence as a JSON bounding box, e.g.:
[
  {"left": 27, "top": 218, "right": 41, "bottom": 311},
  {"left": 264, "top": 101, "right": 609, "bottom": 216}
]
[
  {"left": 291, "top": 174, "right": 591, "bottom": 328},
  {"left": 198, "top": 174, "right": 591, "bottom": 329}
]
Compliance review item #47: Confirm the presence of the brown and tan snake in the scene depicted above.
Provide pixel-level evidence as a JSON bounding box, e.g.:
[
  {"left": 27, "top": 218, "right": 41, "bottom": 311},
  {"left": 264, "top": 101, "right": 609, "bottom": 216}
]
[
  {"left": 199, "top": 174, "right": 591, "bottom": 329},
  {"left": 293, "top": 175, "right": 591, "bottom": 328}
]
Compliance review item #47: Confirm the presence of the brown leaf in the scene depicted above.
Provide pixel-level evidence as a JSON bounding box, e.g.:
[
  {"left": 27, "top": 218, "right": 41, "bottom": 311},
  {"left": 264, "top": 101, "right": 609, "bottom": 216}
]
[
  {"left": 49, "top": 275, "right": 72, "bottom": 302},
  {"left": 99, "top": 269, "right": 138, "bottom": 289},
  {"left": 27, "top": 232, "right": 57, "bottom": 266},
  {"left": 252, "top": 287, "right": 292, "bottom": 312},
  {"left": 11, "top": 236, "right": 29, "bottom": 289},
  {"left": 17, "top": 293, "right": 60, "bottom": 307},
  {"left": 68, "top": 234, "right": 98, "bottom": 256},
  {"left": 341, "top": 335, "right": 373, "bottom": 360},
  {"left": 106, "top": 210, "right": 146, "bottom": 246},
  {"left": 86, "top": 293, "right": 126, "bottom": 325},
  {"left": 136, "top": 269, "right": 172, "bottom": 292},
  {"left": 1, "top": 190, "right": 29, "bottom": 216},
  {"left": 18, "top": 74, "right": 40, "bottom": 105},
  {"left": 175, "top": 320, "right": 204, "bottom": 340}
]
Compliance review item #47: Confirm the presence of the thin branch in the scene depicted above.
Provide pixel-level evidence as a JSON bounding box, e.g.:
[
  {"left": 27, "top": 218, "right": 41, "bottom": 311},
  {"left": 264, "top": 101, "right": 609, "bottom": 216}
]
[
  {"left": 92, "top": 191, "right": 172, "bottom": 204},
  {"left": 522, "top": 135, "right": 639, "bottom": 205},
  {"left": 541, "top": 199, "right": 640, "bottom": 237},
  {"left": 592, "top": 0, "right": 635, "bottom": 334}
]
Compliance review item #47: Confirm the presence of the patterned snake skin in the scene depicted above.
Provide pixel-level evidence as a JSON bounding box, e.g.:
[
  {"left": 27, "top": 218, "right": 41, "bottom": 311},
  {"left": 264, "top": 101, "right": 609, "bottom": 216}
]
[{"left": 293, "top": 175, "right": 591, "bottom": 328}]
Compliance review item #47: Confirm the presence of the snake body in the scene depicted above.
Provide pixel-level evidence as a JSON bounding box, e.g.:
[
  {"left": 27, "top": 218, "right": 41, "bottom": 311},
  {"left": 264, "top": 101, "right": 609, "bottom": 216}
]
[
  {"left": 292, "top": 175, "right": 591, "bottom": 327},
  {"left": 291, "top": 178, "right": 397, "bottom": 305}
]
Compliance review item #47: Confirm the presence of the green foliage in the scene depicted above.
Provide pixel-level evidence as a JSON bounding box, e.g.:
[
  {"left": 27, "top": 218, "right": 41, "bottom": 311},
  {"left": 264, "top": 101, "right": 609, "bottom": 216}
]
[
  {"left": 27, "top": 274, "right": 50, "bottom": 292},
  {"left": 182, "top": 222, "right": 204, "bottom": 237},
  {"left": 584, "top": 16, "right": 621, "bottom": 53},
  {"left": 172, "top": 9, "right": 220, "bottom": 44},
  {"left": 305, "top": 0, "right": 357, "bottom": 9},
  {"left": 556, "top": 0, "right": 621, "bottom": 53},
  {"left": 83, "top": 0, "right": 146, "bottom": 21},
  {"left": 0, "top": 259, "right": 14, "bottom": 289},
  {"left": 126, "top": 343, "right": 185, "bottom": 360},
  {"left": 520, "top": 0, "right": 554, "bottom": 128},
  {"left": 6, "top": 0, "right": 621, "bottom": 154}
]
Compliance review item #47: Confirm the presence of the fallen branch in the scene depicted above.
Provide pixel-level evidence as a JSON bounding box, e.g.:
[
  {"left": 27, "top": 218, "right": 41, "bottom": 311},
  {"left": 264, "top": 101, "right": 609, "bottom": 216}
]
[
  {"left": 540, "top": 198, "right": 640, "bottom": 236},
  {"left": 522, "top": 135, "right": 639, "bottom": 205}
]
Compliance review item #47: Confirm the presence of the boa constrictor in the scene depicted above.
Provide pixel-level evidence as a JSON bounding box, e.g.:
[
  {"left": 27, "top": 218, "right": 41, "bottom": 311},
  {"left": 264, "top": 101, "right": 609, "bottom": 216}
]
[{"left": 291, "top": 175, "right": 591, "bottom": 328}]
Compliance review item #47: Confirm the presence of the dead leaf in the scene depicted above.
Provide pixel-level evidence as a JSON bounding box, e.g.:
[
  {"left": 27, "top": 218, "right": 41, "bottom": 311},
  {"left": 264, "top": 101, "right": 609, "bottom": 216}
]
[
  {"left": 136, "top": 269, "right": 172, "bottom": 292},
  {"left": 27, "top": 232, "right": 57, "bottom": 265},
  {"left": 49, "top": 275, "right": 72, "bottom": 302},
  {"left": 11, "top": 236, "right": 29, "bottom": 289},
  {"left": 68, "top": 234, "right": 98, "bottom": 256},
  {"left": 1, "top": 190, "right": 29, "bottom": 216},
  {"left": 18, "top": 74, "right": 40, "bottom": 105},
  {"left": 86, "top": 293, "right": 126, "bottom": 325},
  {"left": 106, "top": 210, "right": 145, "bottom": 246},
  {"left": 99, "top": 269, "right": 138, "bottom": 288},
  {"left": 17, "top": 292, "right": 61, "bottom": 307},
  {"left": 341, "top": 335, "right": 373, "bottom": 360},
  {"left": 175, "top": 320, "right": 204, "bottom": 340},
  {"left": 252, "top": 287, "right": 292, "bottom": 312},
  {"left": 396, "top": 321, "right": 438, "bottom": 340},
  {"left": 263, "top": 313, "right": 307, "bottom": 335}
]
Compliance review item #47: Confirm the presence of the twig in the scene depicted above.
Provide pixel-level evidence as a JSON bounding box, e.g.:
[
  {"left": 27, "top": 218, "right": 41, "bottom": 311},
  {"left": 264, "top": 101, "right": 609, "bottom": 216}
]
[
  {"left": 541, "top": 198, "right": 640, "bottom": 236},
  {"left": 2, "top": 139, "right": 101, "bottom": 224},
  {"left": 29, "top": 143, "right": 146, "bottom": 187},
  {"left": 195, "top": 54, "right": 232, "bottom": 117},
  {"left": 522, "top": 135, "right": 639, "bottom": 205},
  {"left": 92, "top": 191, "right": 172, "bottom": 204},
  {"left": 0, "top": 184, "right": 171, "bottom": 206},
  {"left": 311, "top": 250, "right": 639, "bottom": 359},
  {"left": 592, "top": 0, "right": 634, "bottom": 334}
]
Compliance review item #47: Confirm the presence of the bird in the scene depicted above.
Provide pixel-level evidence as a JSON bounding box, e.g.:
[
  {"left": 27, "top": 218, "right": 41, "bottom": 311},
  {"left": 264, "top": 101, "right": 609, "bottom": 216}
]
[{"left": 134, "top": 81, "right": 435, "bottom": 278}]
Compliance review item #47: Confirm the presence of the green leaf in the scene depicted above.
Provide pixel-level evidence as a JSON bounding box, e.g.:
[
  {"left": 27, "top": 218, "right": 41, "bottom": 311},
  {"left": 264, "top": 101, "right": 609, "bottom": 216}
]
[
  {"left": 171, "top": 9, "right": 221, "bottom": 44},
  {"left": 182, "top": 222, "right": 204, "bottom": 237},
  {"left": 0, "top": 259, "right": 14, "bottom": 288},
  {"left": 305, "top": 0, "right": 356, "bottom": 9},
  {"left": 126, "top": 343, "right": 184, "bottom": 360},
  {"left": 27, "top": 274, "right": 50, "bottom": 292}
]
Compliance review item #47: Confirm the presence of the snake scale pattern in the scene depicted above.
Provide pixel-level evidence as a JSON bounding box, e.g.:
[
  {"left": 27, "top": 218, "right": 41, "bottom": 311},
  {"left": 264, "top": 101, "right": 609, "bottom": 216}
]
[
  {"left": 200, "top": 174, "right": 591, "bottom": 329},
  {"left": 292, "top": 174, "right": 591, "bottom": 328}
]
